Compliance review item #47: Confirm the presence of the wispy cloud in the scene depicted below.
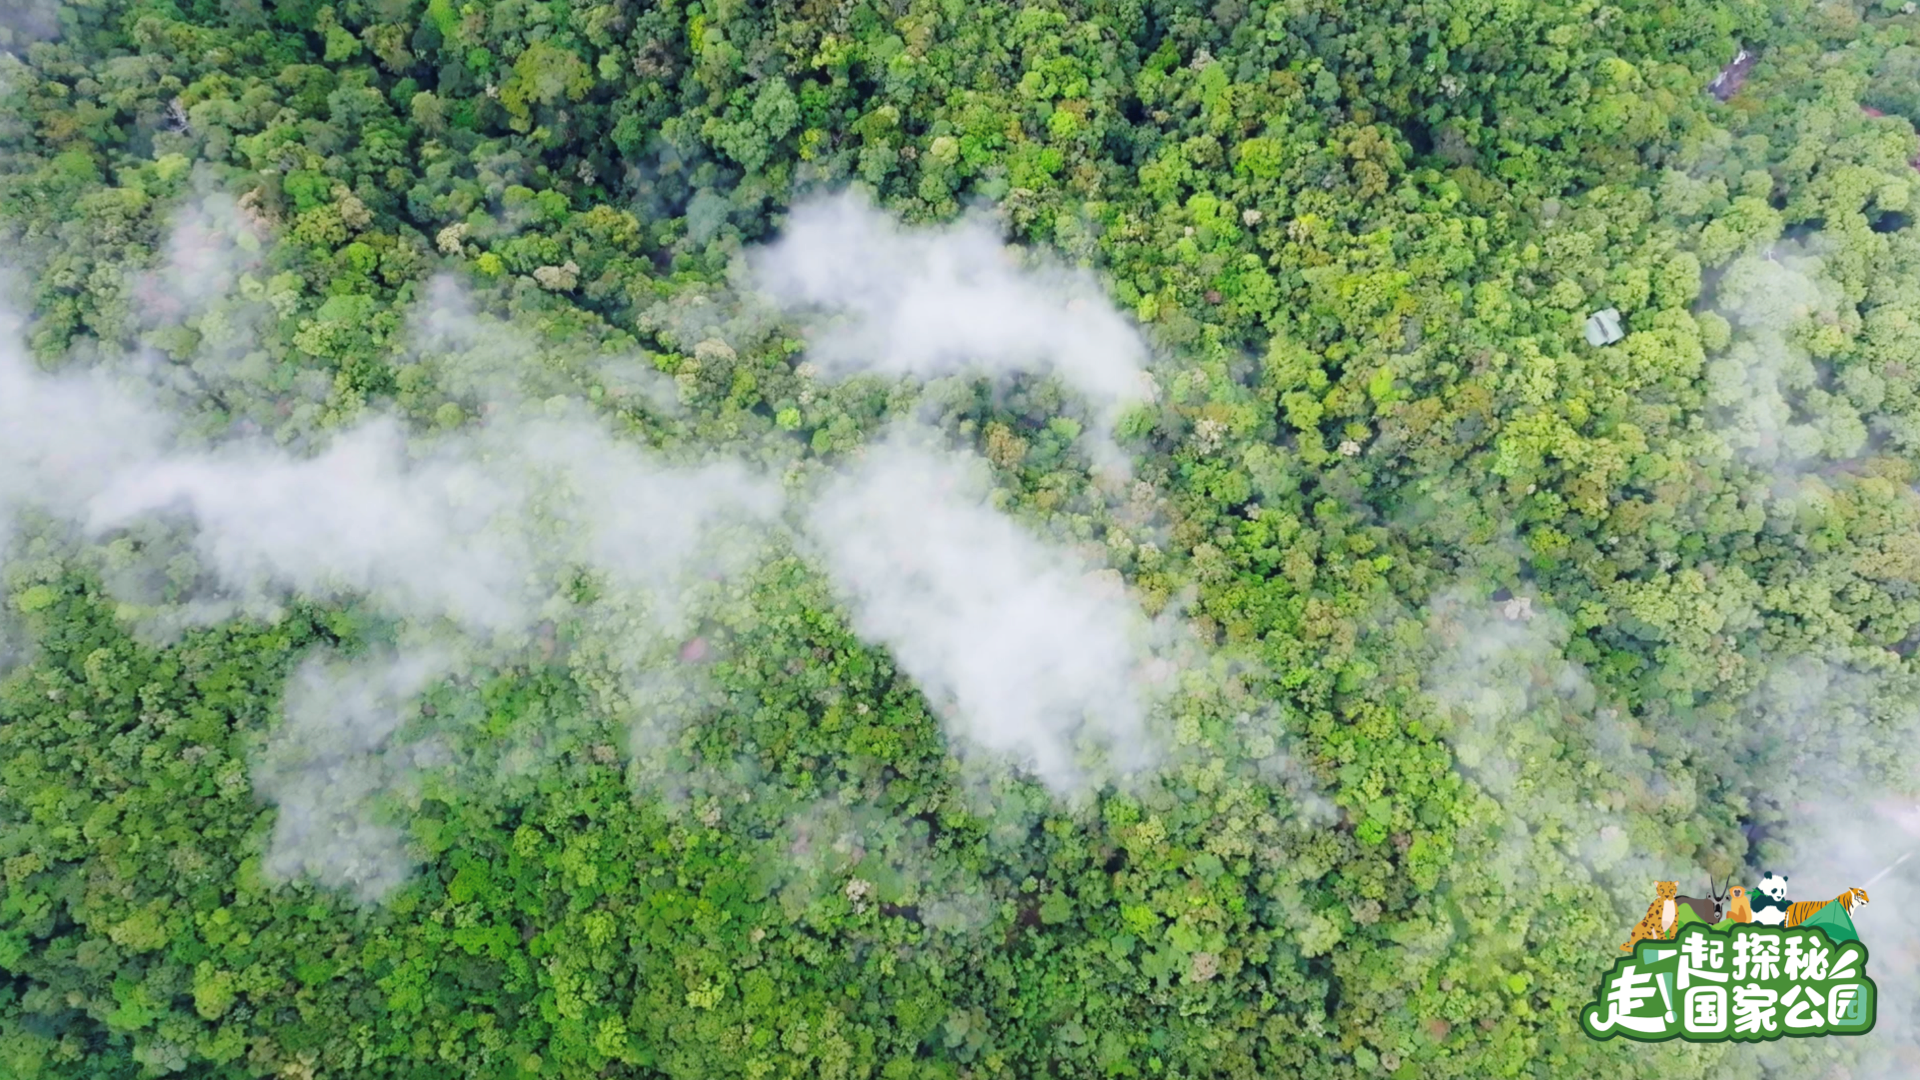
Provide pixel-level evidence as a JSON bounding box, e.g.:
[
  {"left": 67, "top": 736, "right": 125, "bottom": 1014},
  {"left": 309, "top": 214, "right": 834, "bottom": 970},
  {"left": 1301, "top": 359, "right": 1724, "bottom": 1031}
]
[
  {"left": 1706, "top": 241, "right": 1866, "bottom": 470},
  {"left": 805, "top": 427, "right": 1177, "bottom": 792},
  {"left": 253, "top": 647, "right": 455, "bottom": 902},
  {"left": 0, "top": 190, "right": 1209, "bottom": 903},
  {"left": 1421, "top": 586, "right": 1684, "bottom": 901},
  {"left": 0, "top": 285, "right": 788, "bottom": 899},
  {"left": 751, "top": 192, "right": 1156, "bottom": 462}
]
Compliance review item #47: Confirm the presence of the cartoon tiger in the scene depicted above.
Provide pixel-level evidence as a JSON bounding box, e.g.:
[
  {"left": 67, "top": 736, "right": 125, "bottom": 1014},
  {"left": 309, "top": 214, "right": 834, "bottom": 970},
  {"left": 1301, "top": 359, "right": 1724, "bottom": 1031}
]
[
  {"left": 1621, "top": 881, "right": 1679, "bottom": 953},
  {"left": 1786, "top": 887, "right": 1870, "bottom": 928}
]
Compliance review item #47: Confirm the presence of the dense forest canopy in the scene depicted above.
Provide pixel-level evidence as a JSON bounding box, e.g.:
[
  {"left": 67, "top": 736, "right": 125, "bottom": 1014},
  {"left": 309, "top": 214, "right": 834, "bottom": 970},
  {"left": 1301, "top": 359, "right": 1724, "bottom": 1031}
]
[{"left": 4, "top": 0, "right": 1920, "bottom": 1076}]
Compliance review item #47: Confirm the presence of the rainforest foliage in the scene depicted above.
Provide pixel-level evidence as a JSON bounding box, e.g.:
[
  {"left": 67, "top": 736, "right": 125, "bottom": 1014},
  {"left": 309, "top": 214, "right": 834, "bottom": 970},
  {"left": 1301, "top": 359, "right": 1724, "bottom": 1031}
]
[{"left": 5, "top": 0, "right": 1920, "bottom": 1078}]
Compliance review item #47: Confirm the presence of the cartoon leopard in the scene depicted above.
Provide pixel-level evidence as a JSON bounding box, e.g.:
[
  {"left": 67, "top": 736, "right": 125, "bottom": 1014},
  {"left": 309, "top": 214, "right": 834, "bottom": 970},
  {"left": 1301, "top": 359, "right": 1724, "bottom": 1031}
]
[{"left": 1621, "top": 881, "right": 1679, "bottom": 953}]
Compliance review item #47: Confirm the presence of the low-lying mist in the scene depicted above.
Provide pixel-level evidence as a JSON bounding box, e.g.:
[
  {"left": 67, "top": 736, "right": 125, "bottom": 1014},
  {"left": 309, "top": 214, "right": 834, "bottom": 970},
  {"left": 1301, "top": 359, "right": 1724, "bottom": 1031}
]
[{"left": 0, "top": 191, "right": 1203, "bottom": 900}]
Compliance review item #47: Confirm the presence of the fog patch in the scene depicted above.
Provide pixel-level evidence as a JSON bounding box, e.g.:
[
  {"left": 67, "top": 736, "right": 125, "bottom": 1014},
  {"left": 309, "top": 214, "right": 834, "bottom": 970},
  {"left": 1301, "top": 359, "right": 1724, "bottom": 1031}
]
[
  {"left": 87, "top": 418, "right": 535, "bottom": 633},
  {"left": 405, "top": 275, "right": 681, "bottom": 420},
  {"left": 1706, "top": 242, "right": 1867, "bottom": 472},
  {"left": 0, "top": 299, "right": 786, "bottom": 898},
  {"left": 404, "top": 274, "right": 542, "bottom": 406},
  {"left": 761, "top": 795, "right": 998, "bottom": 935},
  {"left": 132, "top": 188, "right": 266, "bottom": 325},
  {"left": 0, "top": 186, "right": 1212, "bottom": 909},
  {"left": 751, "top": 192, "right": 1155, "bottom": 463},
  {"left": 1748, "top": 797, "right": 1920, "bottom": 1076},
  {"left": 0, "top": 0, "right": 61, "bottom": 53},
  {"left": 81, "top": 408, "right": 784, "bottom": 895},
  {"left": 1730, "top": 653, "right": 1920, "bottom": 806},
  {"left": 0, "top": 309, "right": 171, "bottom": 545},
  {"left": 517, "top": 415, "right": 781, "bottom": 619},
  {"left": 254, "top": 647, "right": 455, "bottom": 903},
  {"left": 119, "top": 185, "right": 309, "bottom": 432},
  {"left": 1713, "top": 654, "right": 1920, "bottom": 1073},
  {"left": 805, "top": 428, "right": 1175, "bottom": 793},
  {"left": 1422, "top": 587, "right": 1686, "bottom": 905}
]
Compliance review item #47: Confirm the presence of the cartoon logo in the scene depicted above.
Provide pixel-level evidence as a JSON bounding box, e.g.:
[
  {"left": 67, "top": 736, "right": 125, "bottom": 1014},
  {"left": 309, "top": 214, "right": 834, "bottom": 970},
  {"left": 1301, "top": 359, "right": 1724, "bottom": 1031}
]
[{"left": 1583, "top": 873, "right": 1875, "bottom": 1042}]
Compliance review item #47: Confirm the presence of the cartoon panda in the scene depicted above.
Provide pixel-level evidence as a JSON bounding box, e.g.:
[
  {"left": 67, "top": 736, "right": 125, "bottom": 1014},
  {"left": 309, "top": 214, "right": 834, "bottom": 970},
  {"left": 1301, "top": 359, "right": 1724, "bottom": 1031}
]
[{"left": 1750, "top": 871, "right": 1790, "bottom": 926}]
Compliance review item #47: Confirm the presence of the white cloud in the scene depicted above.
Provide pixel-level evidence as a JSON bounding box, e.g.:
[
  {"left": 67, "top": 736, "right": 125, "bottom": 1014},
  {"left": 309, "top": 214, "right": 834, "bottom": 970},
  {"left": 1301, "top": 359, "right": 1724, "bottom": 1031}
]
[
  {"left": 1706, "top": 243, "right": 1866, "bottom": 468},
  {"left": 0, "top": 190, "right": 1199, "bottom": 905},
  {"left": 253, "top": 647, "right": 454, "bottom": 903},
  {"left": 0, "top": 292, "right": 788, "bottom": 898},
  {"left": 0, "top": 0, "right": 61, "bottom": 53},
  {"left": 130, "top": 189, "right": 266, "bottom": 325},
  {"left": 0, "top": 309, "right": 170, "bottom": 543},
  {"left": 805, "top": 428, "right": 1172, "bottom": 791},
  {"left": 87, "top": 417, "right": 538, "bottom": 633},
  {"left": 1421, "top": 586, "right": 1684, "bottom": 900},
  {"left": 402, "top": 275, "right": 684, "bottom": 426},
  {"left": 751, "top": 192, "right": 1155, "bottom": 456}
]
